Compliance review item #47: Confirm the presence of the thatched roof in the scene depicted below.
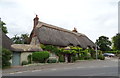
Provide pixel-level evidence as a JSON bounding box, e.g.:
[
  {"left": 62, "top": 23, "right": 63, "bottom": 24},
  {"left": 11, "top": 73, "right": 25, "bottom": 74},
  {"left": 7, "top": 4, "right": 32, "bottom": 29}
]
[
  {"left": 0, "top": 30, "right": 13, "bottom": 50},
  {"left": 11, "top": 44, "right": 42, "bottom": 52},
  {"left": 30, "top": 21, "right": 96, "bottom": 49}
]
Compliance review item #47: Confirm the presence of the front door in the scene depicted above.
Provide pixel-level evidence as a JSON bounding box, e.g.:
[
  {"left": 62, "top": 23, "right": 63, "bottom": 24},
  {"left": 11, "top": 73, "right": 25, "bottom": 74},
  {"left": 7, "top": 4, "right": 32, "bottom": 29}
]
[{"left": 12, "top": 52, "right": 21, "bottom": 66}]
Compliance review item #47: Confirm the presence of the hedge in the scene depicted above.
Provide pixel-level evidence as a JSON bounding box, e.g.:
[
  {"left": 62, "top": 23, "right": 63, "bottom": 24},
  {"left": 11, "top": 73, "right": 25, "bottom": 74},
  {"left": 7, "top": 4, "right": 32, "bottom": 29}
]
[
  {"left": 104, "top": 50, "right": 120, "bottom": 54},
  {"left": 2, "top": 48, "right": 12, "bottom": 68},
  {"left": 32, "top": 51, "right": 49, "bottom": 63}
]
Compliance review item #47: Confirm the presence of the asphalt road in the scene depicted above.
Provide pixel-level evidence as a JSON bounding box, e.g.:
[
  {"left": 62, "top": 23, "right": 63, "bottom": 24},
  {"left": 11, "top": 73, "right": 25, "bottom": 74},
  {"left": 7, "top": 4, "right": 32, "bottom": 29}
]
[{"left": 3, "top": 57, "right": 119, "bottom": 76}]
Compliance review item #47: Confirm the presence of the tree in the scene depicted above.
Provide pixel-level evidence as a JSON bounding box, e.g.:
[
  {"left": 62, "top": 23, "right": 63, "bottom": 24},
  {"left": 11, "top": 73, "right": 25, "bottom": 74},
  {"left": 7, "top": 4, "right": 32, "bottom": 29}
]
[
  {"left": 11, "top": 34, "right": 22, "bottom": 44},
  {"left": 21, "top": 34, "right": 29, "bottom": 44},
  {"left": 112, "top": 33, "right": 120, "bottom": 50},
  {"left": 95, "top": 36, "right": 112, "bottom": 51},
  {"left": 11, "top": 33, "right": 29, "bottom": 44},
  {"left": 0, "top": 18, "right": 8, "bottom": 34}
]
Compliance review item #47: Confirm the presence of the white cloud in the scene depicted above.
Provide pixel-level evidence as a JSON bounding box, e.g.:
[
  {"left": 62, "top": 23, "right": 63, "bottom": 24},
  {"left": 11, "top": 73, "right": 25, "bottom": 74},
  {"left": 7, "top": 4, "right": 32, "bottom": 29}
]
[{"left": 0, "top": 0, "right": 119, "bottom": 42}]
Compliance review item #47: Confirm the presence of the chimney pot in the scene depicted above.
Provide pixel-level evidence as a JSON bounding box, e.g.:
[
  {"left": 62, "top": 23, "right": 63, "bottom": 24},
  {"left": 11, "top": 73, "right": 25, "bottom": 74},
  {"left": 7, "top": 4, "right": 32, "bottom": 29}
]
[{"left": 33, "top": 15, "right": 39, "bottom": 28}]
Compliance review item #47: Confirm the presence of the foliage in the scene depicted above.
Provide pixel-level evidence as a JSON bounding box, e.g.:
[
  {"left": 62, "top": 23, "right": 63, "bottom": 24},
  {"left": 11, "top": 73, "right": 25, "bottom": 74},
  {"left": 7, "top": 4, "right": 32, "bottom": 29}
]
[
  {"left": 71, "top": 55, "right": 77, "bottom": 62},
  {"left": 40, "top": 44, "right": 46, "bottom": 50},
  {"left": 32, "top": 51, "right": 49, "bottom": 63},
  {"left": 58, "top": 55, "right": 65, "bottom": 62},
  {"left": 70, "top": 46, "right": 82, "bottom": 51},
  {"left": 0, "top": 19, "right": 8, "bottom": 34},
  {"left": 27, "top": 54, "right": 32, "bottom": 64},
  {"left": 62, "top": 49, "right": 78, "bottom": 54},
  {"left": 98, "top": 55, "right": 105, "bottom": 60},
  {"left": 2, "top": 48, "right": 12, "bottom": 68},
  {"left": 22, "top": 61, "right": 28, "bottom": 65},
  {"left": 104, "top": 50, "right": 120, "bottom": 55},
  {"left": 40, "top": 44, "right": 60, "bottom": 56},
  {"left": 20, "top": 34, "right": 29, "bottom": 44},
  {"left": 112, "top": 33, "right": 120, "bottom": 50},
  {"left": 11, "top": 33, "right": 29, "bottom": 44},
  {"left": 96, "top": 36, "right": 112, "bottom": 51},
  {"left": 40, "top": 44, "right": 97, "bottom": 62},
  {"left": 47, "top": 58, "right": 57, "bottom": 63}
]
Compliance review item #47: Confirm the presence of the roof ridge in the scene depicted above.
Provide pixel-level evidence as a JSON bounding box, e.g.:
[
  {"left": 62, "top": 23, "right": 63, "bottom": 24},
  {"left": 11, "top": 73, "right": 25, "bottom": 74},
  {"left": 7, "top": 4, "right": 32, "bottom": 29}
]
[{"left": 36, "top": 21, "right": 86, "bottom": 37}]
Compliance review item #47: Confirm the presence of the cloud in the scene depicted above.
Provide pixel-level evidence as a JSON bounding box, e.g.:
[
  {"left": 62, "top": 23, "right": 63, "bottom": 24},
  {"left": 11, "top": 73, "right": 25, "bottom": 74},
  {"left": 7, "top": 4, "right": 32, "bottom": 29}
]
[{"left": 0, "top": 0, "right": 119, "bottom": 42}]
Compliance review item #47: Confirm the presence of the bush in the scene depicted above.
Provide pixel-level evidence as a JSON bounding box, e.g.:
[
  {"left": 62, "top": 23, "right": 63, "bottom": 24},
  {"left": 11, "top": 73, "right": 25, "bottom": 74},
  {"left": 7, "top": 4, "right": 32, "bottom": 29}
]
[
  {"left": 84, "top": 56, "right": 91, "bottom": 60},
  {"left": 32, "top": 51, "right": 49, "bottom": 63},
  {"left": 22, "top": 61, "right": 28, "bottom": 65},
  {"left": 79, "top": 57, "right": 84, "bottom": 60},
  {"left": 71, "top": 55, "right": 77, "bottom": 62},
  {"left": 47, "top": 58, "right": 57, "bottom": 63},
  {"left": 84, "top": 53, "right": 91, "bottom": 60},
  {"left": 59, "top": 55, "right": 65, "bottom": 62},
  {"left": 98, "top": 55, "right": 105, "bottom": 60},
  {"left": 2, "top": 48, "right": 12, "bottom": 68},
  {"left": 27, "top": 54, "right": 32, "bottom": 64}
]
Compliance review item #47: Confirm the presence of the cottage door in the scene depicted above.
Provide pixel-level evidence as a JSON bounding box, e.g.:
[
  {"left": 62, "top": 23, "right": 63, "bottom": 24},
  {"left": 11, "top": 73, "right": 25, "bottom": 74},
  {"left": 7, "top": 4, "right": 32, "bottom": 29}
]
[{"left": 12, "top": 52, "right": 21, "bottom": 66}]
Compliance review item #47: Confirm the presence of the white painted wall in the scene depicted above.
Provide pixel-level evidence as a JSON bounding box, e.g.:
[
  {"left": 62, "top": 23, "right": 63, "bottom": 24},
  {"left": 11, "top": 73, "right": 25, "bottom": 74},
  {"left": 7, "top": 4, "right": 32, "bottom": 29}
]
[{"left": 20, "top": 52, "right": 32, "bottom": 64}]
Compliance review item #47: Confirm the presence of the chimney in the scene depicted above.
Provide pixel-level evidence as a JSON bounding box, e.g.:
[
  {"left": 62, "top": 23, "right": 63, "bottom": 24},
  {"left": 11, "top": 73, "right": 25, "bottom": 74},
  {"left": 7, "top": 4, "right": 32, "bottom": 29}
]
[
  {"left": 72, "top": 27, "right": 78, "bottom": 33},
  {"left": 33, "top": 15, "right": 39, "bottom": 28},
  {"left": 31, "top": 15, "right": 39, "bottom": 38}
]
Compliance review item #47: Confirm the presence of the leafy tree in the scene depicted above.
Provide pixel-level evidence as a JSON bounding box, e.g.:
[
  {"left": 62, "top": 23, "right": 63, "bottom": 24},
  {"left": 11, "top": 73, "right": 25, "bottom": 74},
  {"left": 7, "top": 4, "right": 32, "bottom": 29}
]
[
  {"left": 11, "top": 34, "right": 22, "bottom": 44},
  {"left": 95, "top": 36, "right": 112, "bottom": 51},
  {"left": 21, "top": 34, "right": 29, "bottom": 44},
  {"left": 11, "top": 33, "right": 29, "bottom": 44},
  {"left": 0, "top": 18, "right": 8, "bottom": 34},
  {"left": 112, "top": 33, "right": 120, "bottom": 50}
]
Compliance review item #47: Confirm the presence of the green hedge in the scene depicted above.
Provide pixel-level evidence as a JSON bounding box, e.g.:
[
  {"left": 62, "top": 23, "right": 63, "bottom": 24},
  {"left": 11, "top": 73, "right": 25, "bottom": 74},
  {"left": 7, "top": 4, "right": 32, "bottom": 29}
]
[
  {"left": 2, "top": 48, "right": 12, "bottom": 68},
  {"left": 104, "top": 51, "right": 120, "bottom": 54},
  {"left": 32, "top": 51, "right": 49, "bottom": 63}
]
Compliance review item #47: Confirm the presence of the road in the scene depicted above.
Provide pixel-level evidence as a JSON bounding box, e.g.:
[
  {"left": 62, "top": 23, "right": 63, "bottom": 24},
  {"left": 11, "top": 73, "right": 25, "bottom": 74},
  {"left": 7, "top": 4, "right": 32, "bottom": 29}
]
[{"left": 3, "top": 57, "right": 119, "bottom": 76}]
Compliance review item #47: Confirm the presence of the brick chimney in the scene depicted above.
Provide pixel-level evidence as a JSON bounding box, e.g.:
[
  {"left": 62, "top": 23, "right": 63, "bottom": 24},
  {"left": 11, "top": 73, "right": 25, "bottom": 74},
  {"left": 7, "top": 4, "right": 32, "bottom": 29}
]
[
  {"left": 31, "top": 15, "right": 39, "bottom": 38},
  {"left": 72, "top": 27, "right": 78, "bottom": 33},
  {"left": 33, "top": 15, "right": 39, "bottom": 28}
]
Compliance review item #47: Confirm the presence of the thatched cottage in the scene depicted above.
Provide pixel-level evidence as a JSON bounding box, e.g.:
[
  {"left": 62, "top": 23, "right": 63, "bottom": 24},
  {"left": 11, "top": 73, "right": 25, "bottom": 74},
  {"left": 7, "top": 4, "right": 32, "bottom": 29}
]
[
  {"left": 1, "top": 15, "right": 96, "bottom": 66},
  {"left": 29, "top": 15, "right": 96, "bottom": 49}
]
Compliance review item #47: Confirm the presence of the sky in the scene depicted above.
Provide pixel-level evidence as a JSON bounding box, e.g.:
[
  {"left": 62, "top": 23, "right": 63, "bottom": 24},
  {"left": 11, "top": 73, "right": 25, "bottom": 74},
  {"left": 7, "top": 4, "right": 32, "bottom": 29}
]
[{"left": 0, "top": 0, "right": 119, "bottom": 42}]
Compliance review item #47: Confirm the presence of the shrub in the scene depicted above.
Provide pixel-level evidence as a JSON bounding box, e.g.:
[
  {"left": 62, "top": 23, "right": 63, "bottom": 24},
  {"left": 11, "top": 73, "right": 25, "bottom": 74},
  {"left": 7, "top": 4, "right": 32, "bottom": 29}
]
[
  {"left": 79, "top": 53, "right": 84, "bottom": 60},
  {"left": 32, "top": 51, "right": 49, "bottom": 63},
  {"left": 104, "top": 50, "right": 120, "bottom": 55},
  {"left": 27, "top": 54, "right": 32, "bottom": 64},
  {"left": 79, "top": 57, "right": 84, "bottom": 60},
  {"left": 40, "top": 44, "right": 60, "bottom": 56},
  {"left": 22, "top": 61, "right": 28, "bottom": 65},
  {"left": 47, "top": 58, "right": 57, "bottom": 63},
  {"left": 59, "top": 55, "right": 65, "bottom": 62},
  {"left": 84, "top": 55, "right": 91, "bottom": 60},
  {"left": 98, "top": 55, "right": 105, "bottom": 60},
  {"left": 2, "top": 48, "right": 12, "bottom": 68},
  {"left": 71, "top": 55, "right": 77, "bottom": 62}
]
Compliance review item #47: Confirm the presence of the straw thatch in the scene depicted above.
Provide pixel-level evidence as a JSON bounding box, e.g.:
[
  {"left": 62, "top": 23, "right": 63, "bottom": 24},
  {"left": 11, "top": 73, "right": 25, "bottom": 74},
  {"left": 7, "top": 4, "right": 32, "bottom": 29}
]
[
  {"left": 30, "top": 21, "right": 96, "bottom": 49},
  {"left": 0, "top": 30, "right": 13, "bottom": 50},
  {"left": 11, "top": 44, "right": 42, "bottom": 52}
]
